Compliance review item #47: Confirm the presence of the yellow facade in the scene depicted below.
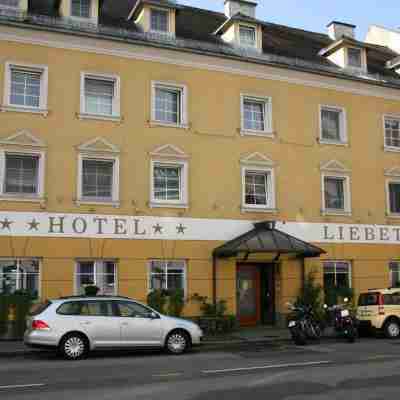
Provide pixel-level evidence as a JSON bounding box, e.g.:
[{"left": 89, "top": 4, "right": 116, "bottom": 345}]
[{"left": 0, "top": 16, "right": 399, "bottom": 325}]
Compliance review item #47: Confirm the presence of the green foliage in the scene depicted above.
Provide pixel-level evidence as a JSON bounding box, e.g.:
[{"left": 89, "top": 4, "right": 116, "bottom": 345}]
[
  {"left": 191, "top": 294, "right": 227, "bottom": 317},
  {"left": 84, "top": 285, "right": 100, "bottom": 296},
  {"left": 147, "top": 289, "right": 168, "bottom": 314},
  {"left": 324, "top": 286, "right": 354, "bottom": 307},
  {"left": 147, "top": 289, "right": 185, "bottom": 317},
  {"left": 167, "top": 289, "right": 185, "bottom": 317},
  {"left": 189, "top": 315, "right": 238, "bottom": 336},
  {"left": 295, "top": 271, "right": 324, "bottom": 321}
]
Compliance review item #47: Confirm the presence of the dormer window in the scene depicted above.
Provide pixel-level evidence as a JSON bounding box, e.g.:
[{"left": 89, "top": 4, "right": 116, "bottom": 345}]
[
  {"left": 347, "top": 47, "right": 362, "bottom": 69},
  {"left": 150, "top": 8, "right": 169, "bottom": 33},
  {"left": 239, "top": 25, "right": 256, "bottom": 48},
  {"left": 71, "top": 0, "right": 91, "bottom": 19}
]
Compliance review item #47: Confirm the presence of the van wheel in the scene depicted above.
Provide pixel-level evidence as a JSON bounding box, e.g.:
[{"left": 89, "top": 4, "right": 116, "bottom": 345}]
[
  {"left": 59, "top": 333, "right": 89, "bottom": 360},
  {"left": 165, "top": 331, "right": 190, "bottom": 355},
  {"left": 383, "top": 320, "right": 400, "bottom": 339}
]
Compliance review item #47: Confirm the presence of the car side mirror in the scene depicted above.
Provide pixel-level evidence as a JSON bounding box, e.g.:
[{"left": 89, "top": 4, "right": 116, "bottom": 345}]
[{"left": 149, "top": 312, "right": 159, "bottom": 319}]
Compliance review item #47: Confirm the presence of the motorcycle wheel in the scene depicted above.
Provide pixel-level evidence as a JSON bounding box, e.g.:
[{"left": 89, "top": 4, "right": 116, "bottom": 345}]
[
  {"left": 346, "top": 326, "right": 357, "bottom": 343},
  {"left": 291, "top": 328, "right": 307, "bottom": 346}
]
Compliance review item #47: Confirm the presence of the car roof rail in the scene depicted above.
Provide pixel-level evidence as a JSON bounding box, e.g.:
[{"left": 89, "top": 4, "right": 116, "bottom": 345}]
[{"left": 59, "top": 295, "right": 134, "bottom": 300}]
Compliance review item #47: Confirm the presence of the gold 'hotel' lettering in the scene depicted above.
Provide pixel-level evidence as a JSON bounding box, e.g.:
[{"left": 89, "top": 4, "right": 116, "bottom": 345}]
[{"left": 323, "top": 225, "right": 400, "bottom": 242}]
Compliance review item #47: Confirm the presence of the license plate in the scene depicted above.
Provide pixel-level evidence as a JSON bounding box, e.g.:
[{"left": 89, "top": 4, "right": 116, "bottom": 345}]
[
  {"left": 341, "top": 310, "right": 350, "bottom": 317},
  {"left": 288, "top": 321, "right": 296, "bottom": 328}
]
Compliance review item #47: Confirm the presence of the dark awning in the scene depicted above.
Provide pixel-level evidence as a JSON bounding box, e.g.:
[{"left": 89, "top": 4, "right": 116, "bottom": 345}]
[{"left": 213, "top": 221, "right": 325, "bottom": 259}]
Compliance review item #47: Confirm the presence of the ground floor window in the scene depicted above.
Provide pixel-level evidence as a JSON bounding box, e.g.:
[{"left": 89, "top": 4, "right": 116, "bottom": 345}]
[
  {"left": 323, "top": 261, "right": 351, "bottom": 304},
  {"left": 75, "top": 260, "right": 117, "bottom": 295},
  {"left": 389, "top": 262, "right": 400, "bottom": 288},
  {"left": 149, "top": 260, "right": 186, "bottom": 293},
  {"left": 0, "top": 259, "right": 40, "bottom": 298}
]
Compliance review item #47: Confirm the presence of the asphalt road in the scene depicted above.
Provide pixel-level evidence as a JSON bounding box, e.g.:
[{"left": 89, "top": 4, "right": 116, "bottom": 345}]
[{"left": 1, "top": 338, "right": 400, "bottom": 399}]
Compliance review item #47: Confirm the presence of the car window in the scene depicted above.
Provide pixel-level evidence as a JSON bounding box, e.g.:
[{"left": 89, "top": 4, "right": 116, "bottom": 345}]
[
  {"left": 115, "top": 301, "right": 152, "bottom": 318},
  {"left": 29, "top": 301, "right": 52, "bottom": 316},
  {"left": 392, "top": 293, "right": 400, "bottom": 305},
  {"left": 57, "top": 301, "right": 83, "bottom": 315},
  {"left": 57, "top": 301, "right": 113, "bottom": 316},
  {"left": 358, "top": 293, "right": 379, "bottom": 306}
]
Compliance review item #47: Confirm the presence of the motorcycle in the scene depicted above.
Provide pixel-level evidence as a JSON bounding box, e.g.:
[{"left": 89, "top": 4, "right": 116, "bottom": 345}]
[
  {"left": 286, "top": 302, "right": 322, "bottom": 345},
  {"left": 323, "top": 297, "right": 358, "bottom": 343}
]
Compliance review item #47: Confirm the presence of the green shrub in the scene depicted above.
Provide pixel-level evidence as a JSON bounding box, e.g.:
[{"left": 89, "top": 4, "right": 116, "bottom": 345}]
[
  {"left": 190, "top": 294, "right": 227, "bottom": 317},
  {"left": 167, "top": 289, "right": 185, "bottom": 317},
  {"left": 147, "top": 289, "right": 168, "bottom": 314},
  {"left": 84, "top": 285, "right": 100, "bottom": 296},
  {"left": 147, "top": 289, "right": 186, "bottom": 317}
]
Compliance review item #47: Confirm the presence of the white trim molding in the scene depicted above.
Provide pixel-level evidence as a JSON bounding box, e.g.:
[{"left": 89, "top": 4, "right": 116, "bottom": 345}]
[
  {"left": 2, "top": 61, "right": 49, "bottom": 115},
  {"left": 150, "top": 80, "right": 189, "bottom": 129},
  {"left": 318, "top": 104, "right": 348, "bottom": 145},
  {"left": 240, "top": 93, "right": 273, "bottom": 137},
  {"left": 79, "top": 71, "right": 121, "bottom": 121},
  {"left": 383, "top": 114, "right": 400, "bottom": 153}
]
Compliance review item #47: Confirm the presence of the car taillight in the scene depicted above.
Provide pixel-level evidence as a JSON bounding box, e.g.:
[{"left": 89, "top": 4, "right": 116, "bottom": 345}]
[
  {"left": 378, "top": 294, "right": 385, "bottom": 315},
  {"left": 32, "top": 320, "right": 50, "bottom": 330}
]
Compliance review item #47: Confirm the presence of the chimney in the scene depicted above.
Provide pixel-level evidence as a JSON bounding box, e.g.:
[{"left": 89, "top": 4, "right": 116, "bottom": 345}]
[
  {"left": 327, "top": 21, "right": 356, "bottom": 41},
  {"left": 224, "top": 0, "right": 258, "bottom": 19}
]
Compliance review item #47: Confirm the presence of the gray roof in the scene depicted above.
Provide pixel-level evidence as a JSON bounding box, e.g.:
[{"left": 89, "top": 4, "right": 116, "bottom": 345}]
[{"left": 0, "top": 1, "right": 399, "bottom": 89}]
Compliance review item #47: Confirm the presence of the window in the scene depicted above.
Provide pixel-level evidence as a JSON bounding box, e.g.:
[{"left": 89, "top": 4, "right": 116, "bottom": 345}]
[
  {"left": 0, "top": 0, "right": 19, "bottom": 8},
  {"left": 320, "top": 106, "right": 347, "bottom": 143},
  {"left": 242, "top": 166, "right": 275, "bottom": 211},
  {"left": 150, "top": 8, "right": 169, "bottom": 33},
  {"left": 241, "top": 95, "right": 272, "bottom": 135},
  {"left": 387, "top": 181, "right": 400, "bottom": 215},
  {"left": 151, "top": 82, "right": 187, "bottom": 127},
  {"left": 384, "top": 116, "right": 400, "bottom": 150},
  {"left": 149, "top": 260, "right": 186, "bottom": 294},
  {"left": 150, "top": 159, "right": 188, "bottom": 207},
  {"left": 115, "top": 301, "right": 153, "bottom": 318},
  {"left": 323, "top": 261, "right": 351, "bottom": 291},
  {"left": 323, "top": 175, "right": 350, "bottom": 213},
  {"left": 80, "top": 73, "right": 120, "bottom": 119},
  {"left": 71, "top": 0, "right": 91, "bottom": 18},
  {"left": 3, "top": 62, "right": 48, "bottom": 113},
  {"left": 239, "top": 25, "right": 256, "bottom": 48},
  {"left": 0, "top": 259, "right": 40, "bottom": 298},
  {"left": 58, "top": 301, "right": 113, "bottom": 316},
  {"left": 0, "top": 151, "right": 45, "bottom": 200},
  {"left": 347, "top": 48, "right": 362, "bottom": 68},
  {"left": 389, "top": 262, "right": 400, "bottom": 288},
  {"left": 78, "top": 155, "right": 119, "bottom": 204},
  {"left": 75, "top": 261, "right": 117, "bottom": 295}
]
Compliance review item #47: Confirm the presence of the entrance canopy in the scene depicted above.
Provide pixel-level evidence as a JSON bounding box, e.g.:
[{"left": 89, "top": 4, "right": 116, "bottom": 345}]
[{"left": 213, "top": 221, "right": 325, "bottom": 259}]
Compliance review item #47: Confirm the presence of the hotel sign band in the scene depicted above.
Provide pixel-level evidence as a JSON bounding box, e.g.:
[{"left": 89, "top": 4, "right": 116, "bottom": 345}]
[{"left": 1, "top": 212, "right": 400, "bottom": 244}]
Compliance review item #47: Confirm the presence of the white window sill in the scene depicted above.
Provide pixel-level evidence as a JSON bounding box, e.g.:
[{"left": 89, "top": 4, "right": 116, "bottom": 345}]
[
  {"left": 0, "top": 105, "right": 49, "bottom": 116},
  {"left": 149, "top": 201, "right": 189, "bottom": 209},
  {"left": 318, "top": 139, "right": 349, "bottom": 147},
  {"left": 321, "top": 209, "right": 352, "bottom": 217},
  {"left": 149, "top": 120, "right": 189, "bottom": 130},
  {"left": 240, "top": 129, "right": 275, "bottom": 138},
  {"left": 76, "top": 199, "right": 120, "bottom": 207},
  {"left": 386, "top": 213, "right": 400, "bottom": 219},
  {"left": 77, "top": 113, "right": 122, "bottom": 122},
  {"left": 384, "top": 146, "right": 400, "bottom": 153},
  {"left": 0, "top": 196, "right": 45, "bottom": 203},
  {"left": 241, "top": 206, "right": 278, "bottom": 214}
]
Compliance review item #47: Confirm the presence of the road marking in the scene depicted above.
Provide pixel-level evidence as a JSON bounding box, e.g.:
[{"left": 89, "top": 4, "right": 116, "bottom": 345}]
[
  {"left": 0, "top": 384, "right": 46, "bottom": 390},
  {"left": 152, "top": 373, "right": 183, "bottom": 378},
  {"left": 202, "top": 360, "right": 332, "bottom": 374}
]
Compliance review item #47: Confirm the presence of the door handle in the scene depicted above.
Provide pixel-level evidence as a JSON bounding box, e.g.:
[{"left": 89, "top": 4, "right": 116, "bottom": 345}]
[
  {"left": 81, "top": 321, "right": 91, "bottom": 326},
  {"left": 121, "top": 322, "right": 129, "bottom": 326}
]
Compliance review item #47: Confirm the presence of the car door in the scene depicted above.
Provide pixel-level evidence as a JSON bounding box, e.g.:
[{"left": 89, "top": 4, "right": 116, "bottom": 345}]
[
  {"left": 114, "top": 300, "right": 162, "bottom": 347},
  {"left": 76, "top": 300, "right": 122, "bottom": 347}
]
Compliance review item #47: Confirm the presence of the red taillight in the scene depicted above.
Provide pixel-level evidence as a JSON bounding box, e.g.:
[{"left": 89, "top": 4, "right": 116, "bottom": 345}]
[
  {"left": 32, "top": 320, "right": 50, "bottom": 330},
  {"left": 378, "top": 294, "right": 385, "bottom": 315}
]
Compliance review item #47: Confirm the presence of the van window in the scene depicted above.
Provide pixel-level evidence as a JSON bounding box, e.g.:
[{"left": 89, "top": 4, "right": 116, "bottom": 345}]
[{"left": 358, "top": 293, "right": 379, "bottom": 306}]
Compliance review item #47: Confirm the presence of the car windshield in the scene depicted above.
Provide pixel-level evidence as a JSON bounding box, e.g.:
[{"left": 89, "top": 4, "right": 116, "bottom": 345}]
[{"left": 358, "top": 293, "right": 379, "bottom": 306}]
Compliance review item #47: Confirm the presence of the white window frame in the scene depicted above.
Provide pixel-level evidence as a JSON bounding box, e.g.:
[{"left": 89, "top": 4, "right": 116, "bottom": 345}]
[
  {"left": 151, "top": 81, "right": 188, "bottom": 128},
  {"left": 74, "top": 260, "right": 118, "bottom": 296},
  {"left": 321, "top": 173, "right": 352, "bottom": 216},
  {"left": 79, "top": 72, "right": 121, "bottom": 121},
  {"left": 238, "top": 23, "right": 257, "bottom": 49},
  {"left": 319, "top": 105, "right": 348, "bottom": 145},
  {"left": 345, "top": 46, "right": 367, "bottom": 71},
  {"left": 147, "top": 259, "right": 187, "bottom": 296},
  {"left": 383, "top": 115, "right": 400, "bottom": 153},
  {"left": 240, "top": 94, "right": 273, "bottom": 136},
  {"left": 2, "top": 61, "right": 49, "bottom": 116},
  {"left": 77, "top": 153, "right": 120, "bottom": 206},
  {"left": 386, "top": 178, "right": 400, "bottom": 217},
  {"left": 0, "top": 258, "right": 42, "bottom": 299},
  {"left": 149, "top": 6, "right": 171, "bottom": 34},
  {"left": 0, "top": 149, "right": 46, "bottom": 202},
  {"left": 323, "top": 260, "right": 352, "bottom": 289},
  {"left": 150, "top": 158, "right": 188, "bottom": 208},
  {"left": 241, "top": 165, "right": 276, "bottom": 212}
]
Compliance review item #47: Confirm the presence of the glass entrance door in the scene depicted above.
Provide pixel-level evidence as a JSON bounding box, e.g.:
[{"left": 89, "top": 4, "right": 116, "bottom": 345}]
[{"left": 237, "top": 264, "right": 261, "bottom": 326}]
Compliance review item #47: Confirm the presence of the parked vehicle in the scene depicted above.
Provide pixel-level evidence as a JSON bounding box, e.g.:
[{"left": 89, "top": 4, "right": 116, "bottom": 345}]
[
  {"left": 286, "top": 302, "right": 322, "bottom": 345},
  {"left": 24, "top": 296, "right": 203, "bottom": 360},
  {"left": 357, "top": 288, "right": 400, "bottom": 339},
  {"left": 324, "top": 297, "right": 357, "bottom": 343}
]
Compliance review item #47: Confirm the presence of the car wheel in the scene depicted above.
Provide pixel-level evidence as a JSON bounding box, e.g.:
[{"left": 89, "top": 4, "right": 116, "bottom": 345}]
[
  {"left": 165, "top": 331, "right": 189, "bottom": 355},
  {"left": 59, "top": 333, "right": 89, "bottom": 360},
  {"left": 383, "top": 320, "right": 400, "bottom": 339}
]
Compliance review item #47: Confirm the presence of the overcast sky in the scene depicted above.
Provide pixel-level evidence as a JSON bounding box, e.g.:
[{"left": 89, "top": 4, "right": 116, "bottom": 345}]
[{"left": 179, "top": 0, "right": 399, "bottom": 40}]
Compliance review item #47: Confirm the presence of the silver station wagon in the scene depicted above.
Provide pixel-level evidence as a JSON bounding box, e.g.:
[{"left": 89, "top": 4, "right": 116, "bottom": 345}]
[{"left": 24, "top": 296, "right": 203, "bottom": 360}]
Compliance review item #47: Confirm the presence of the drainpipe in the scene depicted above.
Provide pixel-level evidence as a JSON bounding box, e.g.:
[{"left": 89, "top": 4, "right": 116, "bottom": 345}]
[
  {"left": 212, "top": 254, "right": 217, "bottom": 308},
  {"left": 301, "top": 257, "right": 306, "bottom": 293}
]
